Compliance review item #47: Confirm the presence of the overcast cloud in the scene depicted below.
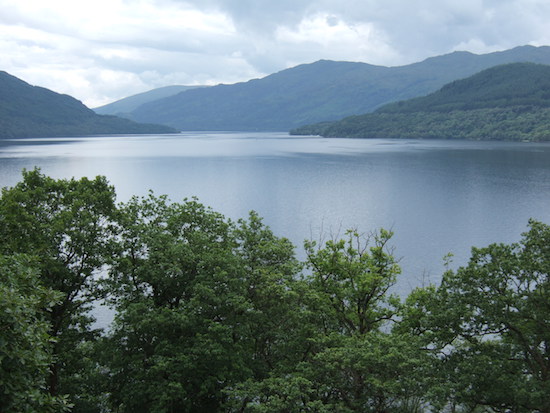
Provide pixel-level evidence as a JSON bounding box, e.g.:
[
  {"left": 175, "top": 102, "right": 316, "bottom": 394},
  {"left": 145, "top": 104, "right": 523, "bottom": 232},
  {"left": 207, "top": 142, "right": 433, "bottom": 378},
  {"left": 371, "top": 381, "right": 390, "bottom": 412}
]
[{"left": 1, "top": 0, "right": 550, "bottom": 107}]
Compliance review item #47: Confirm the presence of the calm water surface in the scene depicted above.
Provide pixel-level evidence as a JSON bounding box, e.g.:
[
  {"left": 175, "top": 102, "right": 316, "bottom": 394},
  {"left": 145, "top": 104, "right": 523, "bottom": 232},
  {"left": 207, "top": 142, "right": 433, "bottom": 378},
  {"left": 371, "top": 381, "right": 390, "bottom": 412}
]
[{"left": 1, "top": 132, "right": 549, "bottom": 299}]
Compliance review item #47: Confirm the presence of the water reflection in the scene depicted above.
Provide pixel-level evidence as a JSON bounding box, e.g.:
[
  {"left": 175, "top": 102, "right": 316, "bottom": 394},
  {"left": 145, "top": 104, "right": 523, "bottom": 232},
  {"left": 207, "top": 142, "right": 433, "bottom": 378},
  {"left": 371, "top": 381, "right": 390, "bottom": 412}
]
[{"left": 0, "top": 133, "right": 549, "bottom": 297}]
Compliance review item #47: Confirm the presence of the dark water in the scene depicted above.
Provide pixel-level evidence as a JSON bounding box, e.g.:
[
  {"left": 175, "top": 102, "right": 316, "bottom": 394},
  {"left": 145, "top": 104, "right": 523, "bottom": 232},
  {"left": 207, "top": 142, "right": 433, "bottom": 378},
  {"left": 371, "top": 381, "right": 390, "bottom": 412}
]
[{"left": 1, "top": 132, "right": 549, "bottom": 298}]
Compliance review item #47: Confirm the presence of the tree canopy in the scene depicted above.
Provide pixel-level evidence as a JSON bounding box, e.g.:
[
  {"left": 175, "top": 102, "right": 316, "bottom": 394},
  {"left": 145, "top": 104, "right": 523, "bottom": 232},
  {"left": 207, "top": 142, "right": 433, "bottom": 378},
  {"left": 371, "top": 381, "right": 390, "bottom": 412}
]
[{"left": 0, "top": 170, "right": 548, "bottom": 412}]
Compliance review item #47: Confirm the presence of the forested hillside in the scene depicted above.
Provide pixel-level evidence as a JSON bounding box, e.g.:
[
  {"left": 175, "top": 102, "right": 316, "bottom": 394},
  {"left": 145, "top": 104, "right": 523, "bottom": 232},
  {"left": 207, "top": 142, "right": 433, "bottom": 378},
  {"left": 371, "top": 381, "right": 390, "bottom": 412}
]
[
  {"left": 124, "top": 45, "right": 550, "bottom": 131},
  {"left": 379, "top": 61, "right": 550, "bottom": 112},
  {"left": 0, "top": 71, "right": 175, "bottom": 138},
  {"left": 1, "top": 170, "right": 548, "bottom": 412},
  {"left": 292, "top": 63, "right": 550, "bottom": 141}
]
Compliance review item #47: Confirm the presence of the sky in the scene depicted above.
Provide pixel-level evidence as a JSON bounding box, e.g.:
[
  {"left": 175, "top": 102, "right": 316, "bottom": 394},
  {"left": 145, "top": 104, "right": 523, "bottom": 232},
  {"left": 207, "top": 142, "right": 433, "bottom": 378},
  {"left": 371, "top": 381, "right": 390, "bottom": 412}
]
[{"left": 1, "top": 0, "right": 550, "bottom": 108}]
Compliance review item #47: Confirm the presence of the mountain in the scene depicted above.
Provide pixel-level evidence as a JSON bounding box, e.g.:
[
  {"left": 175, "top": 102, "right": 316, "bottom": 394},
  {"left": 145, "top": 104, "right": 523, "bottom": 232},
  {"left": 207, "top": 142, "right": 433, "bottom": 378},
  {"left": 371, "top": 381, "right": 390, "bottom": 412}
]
[
  {"left": 0, "top": 71, "right": 176, "bottom": 138},
  {"left": 122, "top": 45, "right": 550, "bottom": 131},
  {"left": 290, "top": 63, "right": 550, "bottom": 142},
  {"left": 94, "top": 85, "right": 206, "bottom": 116}
]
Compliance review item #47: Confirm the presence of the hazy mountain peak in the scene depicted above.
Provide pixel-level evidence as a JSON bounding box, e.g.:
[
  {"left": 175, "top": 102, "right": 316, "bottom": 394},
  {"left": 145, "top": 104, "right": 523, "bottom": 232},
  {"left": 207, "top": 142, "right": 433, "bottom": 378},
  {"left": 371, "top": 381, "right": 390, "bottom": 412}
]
[
  {"left": 94, "top": 85, "right": 207, "bottom": 116},
  {"left": 99, "top": 45, "right": 550, "bottom": 132},
  {"left": 292, "top": 62, "right": 550, "bottom": 141}
]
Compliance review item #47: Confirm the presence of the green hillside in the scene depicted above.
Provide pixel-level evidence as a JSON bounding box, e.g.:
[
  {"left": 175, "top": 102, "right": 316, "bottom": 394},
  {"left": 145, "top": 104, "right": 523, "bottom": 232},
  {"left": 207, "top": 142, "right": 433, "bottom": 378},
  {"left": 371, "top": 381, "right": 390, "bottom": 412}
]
[
  {"left": 379, "top": 62, "right": 550, "bottom": 112},
  {"left": 291, "top": 63, "right": 550, "bottom": 142},
  {"left": 0, "top": 72, "right": 176, "bottom": 138},
  {"left": 125, "top": 45, "right": 550, "bottom": 131}
]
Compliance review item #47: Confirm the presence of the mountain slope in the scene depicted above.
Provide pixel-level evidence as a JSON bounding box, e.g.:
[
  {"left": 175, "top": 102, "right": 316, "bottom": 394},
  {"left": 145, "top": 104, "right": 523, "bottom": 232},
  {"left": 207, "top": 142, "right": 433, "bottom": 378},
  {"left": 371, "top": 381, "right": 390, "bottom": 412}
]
[
  {"left": 129, "top": 60, "right": 390, "bottom": 131},
  {"left": 0, "top": 71, "right": 176, "bottom": 138},
  {"left": 94, "top": 85, "right": 206, "bottom": 116},
  {"left": 378, "top": 62, "right": 550, "bottom": 113},
  {"left": 126, "top": 45, "right": 550, "bottom": 131},
  {"left": 291, "top": 63, "right": 550, "bottom": 142}
]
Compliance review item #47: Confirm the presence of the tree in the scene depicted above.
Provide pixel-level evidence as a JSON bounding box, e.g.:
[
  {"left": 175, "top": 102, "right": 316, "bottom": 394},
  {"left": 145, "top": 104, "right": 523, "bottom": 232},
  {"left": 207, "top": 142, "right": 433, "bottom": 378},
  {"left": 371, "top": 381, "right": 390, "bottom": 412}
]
[
  {"left": 103, "top": 195, "right": 305, "bottom": 412},
  {"left": 304, "top": 229, "right": 401, "bottom": 336},
  {"left": 103, "top": 194, "right": 244, "bottom": 412},
  {"left": 0, "top": 168, "right": 117, "bottom": 407},
  {"left": 4, "top": 170, "right": 547, "bottom": 412},
  {"left": 401, "top": 220, "right": 550, "bottom": 412},
  {"left": 229, "top": 229, "right": 429, "bottom": 412},
  {"left": 0, "top": 254, "right": 71, "bottom": 412},
  {"left": 232, "top": 211, "right": 309, "bottom": 378}
]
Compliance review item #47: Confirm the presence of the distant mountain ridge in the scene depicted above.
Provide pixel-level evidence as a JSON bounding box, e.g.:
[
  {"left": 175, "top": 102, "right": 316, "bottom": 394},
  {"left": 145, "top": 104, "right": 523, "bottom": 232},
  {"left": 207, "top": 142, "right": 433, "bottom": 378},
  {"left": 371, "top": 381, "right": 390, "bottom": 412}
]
[
  {"left": 377, "top": 62, "right": 550, "bottom": 112},
  {"left": 117, "top": 45, "right": 550, "bottom": 131},
  {"left": 94, "top": 85, "right": 207, "bottom": 116},
  {"left": 291, "top": 63, "right": 550, "bottom": 141},
  {"left": 0, "top": 71, "right": 175, "bottom": 138}
]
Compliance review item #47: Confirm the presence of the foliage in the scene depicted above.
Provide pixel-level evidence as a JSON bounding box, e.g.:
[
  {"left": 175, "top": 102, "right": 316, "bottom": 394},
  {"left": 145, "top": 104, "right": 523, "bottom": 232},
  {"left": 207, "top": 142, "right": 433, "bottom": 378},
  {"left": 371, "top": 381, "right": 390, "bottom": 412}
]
[
  {"left": 400, "top": 220, "right": 550, "bottom": 412},
  {"left": 0, "top": 168, "right": 117, "bottom": 409},
  {"left": 228, "top": 230, "right": 430, "bottom": 412},
  {"left": 304, "top": 229, "right": 400, "bottom": 335},
  {"left": 293, "top": 231, "right": 426, "bottom": 412},
  {"left": 0, "top": 254, "right": 71, "bottom": 412},
  {"left": 1, "top": 171, "right": 549, "bottom": 412},
  {"left": 102, "top": 194, "right": 306, "bottom": 412},
  {"left": 103, "top": 194, "right": 246, "bottom": 412}
]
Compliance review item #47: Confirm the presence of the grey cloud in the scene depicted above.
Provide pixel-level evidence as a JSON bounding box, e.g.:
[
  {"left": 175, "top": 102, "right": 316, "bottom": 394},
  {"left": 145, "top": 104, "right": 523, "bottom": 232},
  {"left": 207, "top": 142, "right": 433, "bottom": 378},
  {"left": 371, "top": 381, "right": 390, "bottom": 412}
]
[
  {"left": 2, "top": 0, "right": 550, "bottom": 106},
  {"left": 167, "top": 0, "right": 325, "bottom": 36}
]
